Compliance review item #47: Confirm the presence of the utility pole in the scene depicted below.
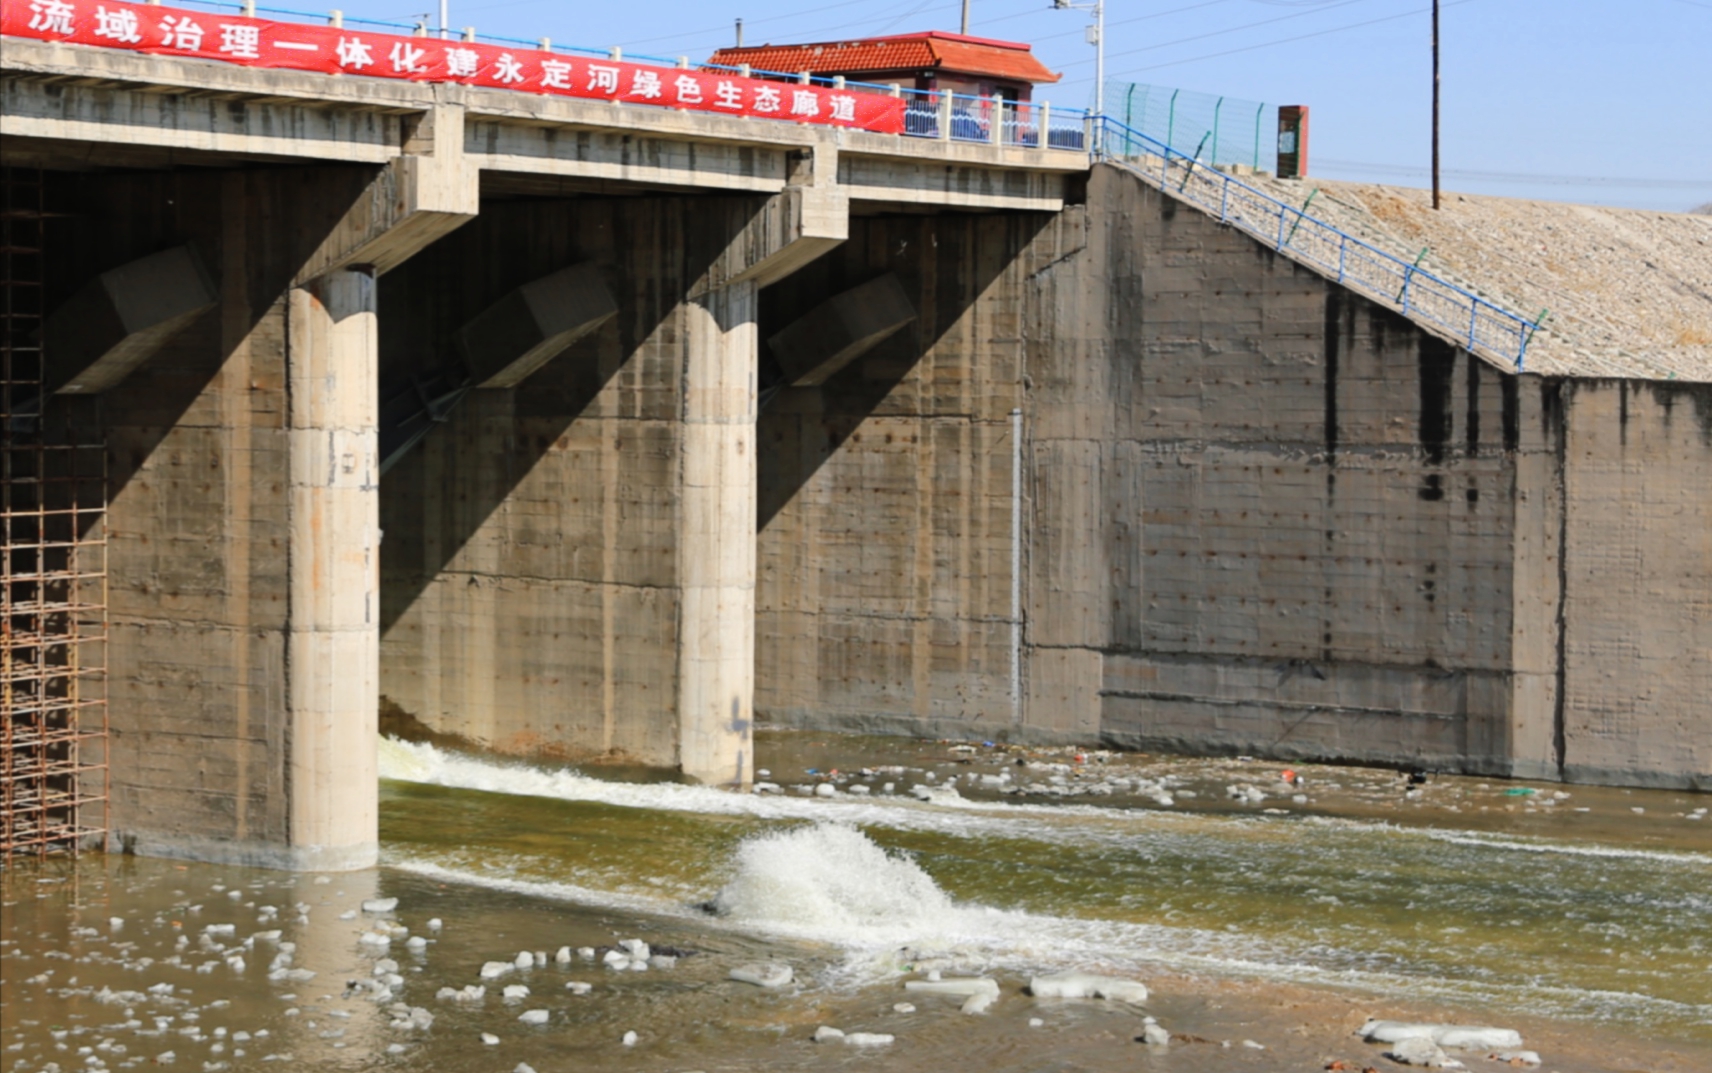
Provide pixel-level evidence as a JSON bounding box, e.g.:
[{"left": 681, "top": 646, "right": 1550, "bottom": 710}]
[
  {"left": 961, "top": 0, "right": 970, "bottom": 35},
  {"left": 735, "top": 18, "right": 743, "bottom": 47},
  {"left": 1432, "top": 0, "right": 1441, "bottom": 209},
  {"left": 1053, "top": 0, "right": 1105, "bottom": 155},
  {"left": 438, "top": 0, "right": 447, "bottom": 39}
]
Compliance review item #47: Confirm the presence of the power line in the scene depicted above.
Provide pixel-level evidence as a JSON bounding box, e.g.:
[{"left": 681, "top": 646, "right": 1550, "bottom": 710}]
[
  {"left": 1084, "top": 0, "right": 1482, "bottom": 77},
  {"left": 1058, "top": 0, "right": 1374, "bottom": 66},
  {"left": 1028, "top": 0, "right": 1239, "bottom": 43}
]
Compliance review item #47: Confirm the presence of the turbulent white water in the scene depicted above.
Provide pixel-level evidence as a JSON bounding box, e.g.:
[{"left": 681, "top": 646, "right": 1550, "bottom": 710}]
[
  {"left": 378, "top": 737, "right": 1712, "bottom": 1027},
  {"left": 380, "top": 736, "right": 1712, "bottom": 866}
]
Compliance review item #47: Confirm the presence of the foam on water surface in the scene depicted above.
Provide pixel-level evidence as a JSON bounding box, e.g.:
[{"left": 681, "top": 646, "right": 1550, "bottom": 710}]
[{"left": 379, "top": 738, "right": 1712, "bottom": 1034}]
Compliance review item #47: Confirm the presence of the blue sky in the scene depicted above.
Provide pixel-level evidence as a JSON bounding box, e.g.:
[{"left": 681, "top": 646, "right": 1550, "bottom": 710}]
[{"left": 311, "top": 0, "right": 1710, "bottom": 211}]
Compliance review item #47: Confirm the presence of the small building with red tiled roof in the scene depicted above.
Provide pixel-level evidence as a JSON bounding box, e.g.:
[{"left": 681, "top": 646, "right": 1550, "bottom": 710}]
[{"left": 708, "top": 31, "right": 1061, "bottom": 105}]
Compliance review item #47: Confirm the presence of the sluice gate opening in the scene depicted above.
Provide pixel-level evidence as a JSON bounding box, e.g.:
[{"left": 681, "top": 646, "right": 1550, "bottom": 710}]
[{"left": 0, "top": 167, "right": 108, "bottom": 863}]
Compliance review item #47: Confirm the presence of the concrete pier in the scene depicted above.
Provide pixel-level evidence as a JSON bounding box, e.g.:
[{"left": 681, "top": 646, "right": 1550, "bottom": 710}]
[{"left": 284, "top": 268, "right": 382, "bottom": 870}]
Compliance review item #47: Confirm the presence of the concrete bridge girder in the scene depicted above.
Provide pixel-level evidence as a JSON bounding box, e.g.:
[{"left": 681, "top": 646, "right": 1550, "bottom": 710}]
[{"left": 1, "top": 37, "right": 1082, "bottom": 210}]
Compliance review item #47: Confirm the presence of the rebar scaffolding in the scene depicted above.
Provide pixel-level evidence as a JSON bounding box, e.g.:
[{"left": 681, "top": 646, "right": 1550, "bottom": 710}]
[{"left": 1, "top": 167, "right": 109, "bottom": 863}]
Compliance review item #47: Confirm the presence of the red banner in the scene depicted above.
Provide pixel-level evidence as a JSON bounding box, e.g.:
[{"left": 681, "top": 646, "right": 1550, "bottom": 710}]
[{"left": 1, "top": 0, "right": 905, "bottom": 133}]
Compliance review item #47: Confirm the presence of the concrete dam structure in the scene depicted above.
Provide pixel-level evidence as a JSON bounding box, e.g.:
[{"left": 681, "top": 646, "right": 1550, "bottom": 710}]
[{"left": 2, "top": 18, "right": 1707, "bottom": 870}]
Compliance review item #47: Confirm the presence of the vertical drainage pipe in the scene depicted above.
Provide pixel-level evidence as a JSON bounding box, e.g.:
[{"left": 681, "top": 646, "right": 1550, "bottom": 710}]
[{"left": 1010, "top": 406, "right": 1023, "bottom": 726}]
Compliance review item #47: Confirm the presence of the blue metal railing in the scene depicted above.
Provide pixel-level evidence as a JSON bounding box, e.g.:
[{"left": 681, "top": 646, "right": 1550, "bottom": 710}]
[{"left": 1097, "top": 117, "right": 1539, "bottom": 371}]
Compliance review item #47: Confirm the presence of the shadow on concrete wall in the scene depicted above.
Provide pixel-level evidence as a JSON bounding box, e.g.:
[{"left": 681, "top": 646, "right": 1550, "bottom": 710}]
[
  {"left": 45, "top": 166, "right": 386, "bottom": 518},
  {"left": 757, "top": 211, "right": 1051, "bottom": 530},
  {"left": 377, "top": 194, "right": 771, "bottom": 636}
]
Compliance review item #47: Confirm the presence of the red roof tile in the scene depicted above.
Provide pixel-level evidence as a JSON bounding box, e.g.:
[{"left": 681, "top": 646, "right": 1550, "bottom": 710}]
[{"left": 708, "top": 31, "right": 1060, "bottom": 85}]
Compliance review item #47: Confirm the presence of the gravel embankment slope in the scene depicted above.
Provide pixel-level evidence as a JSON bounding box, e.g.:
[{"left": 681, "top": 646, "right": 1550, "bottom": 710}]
[{"left": 1238, "top": 175, "right": 1712, "bottom": 381}]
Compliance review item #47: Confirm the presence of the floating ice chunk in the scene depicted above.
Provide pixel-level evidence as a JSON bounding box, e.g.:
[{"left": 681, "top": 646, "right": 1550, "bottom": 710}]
[
  {"left": 224, "top": 957, "right": 245, "bottom": 973},
  {"left": 515, "top": 1065, "right": 537, "bottom": 1073},
  {"left": 1242, "top": 1039, "right": 1265, "bottom": 1049},
  {"left": 513, "top": 951, "right": 532, "bottom": 970},
  {"left": 405, "top": 937, "right": 427, "bottom": 953},
  {"left": 1359, "top": 1020, "right": 1521, "bottom": 1050},
  {"left": 436, "top": 985, "right": 485, "bottom": 1003},
  {"left": 621, "top": 1030, "right": 638, "bottom": 1047},
  {"left": 752, "top": 782, "right": 782, "bottom": 795},
  {"left": 904, "top": 976, "right": 998, "bottom": 999},
  {"left": 564, "top": 982, "right": 592, "bottom": 995},
  {"left": 480, "top": 1033, "right": 499, "bottom": 1045},
  {"left": 395, "top": 1007, "right": 433, "bottom": 1030},
  {"left": 618, "top": 939, "right": 649, "bottom": 961},
  {"left": 844, "top": 1033, "right": 894, "bottom": 1046},
  {"left": 553, "top": 947, "right": 571, "bottom": 965},
  {"left": 157, "top": 1052, "right": 176, "bottom": 1064},
  {"left": 251, "top": 931, "right": 281, "bottom": 944},
  {"left": 814, "top": 784, "right": 836, "bottom": 798},
  {"left": 960, "top": 991, "right": 995, "bottom": 1015},
  {"left": 337, "top": 911, "right": 356, "bottom": 921},
  {"left": 649, "top": 955, "right": 676, "bottom": 970},
  {"left": 204, "top": 925, "right": 235, "bottom": 939},
  {"left": 426, "top": 919, "right": 442, "bottom": 932},
  {"left": 1028, "top": 973, "right": 1148, "bottom": 1004},
  {"left": 109, "top": 917, "right": 124, "bottom": 931},
  {"left": 728, "top": 962, "right": 793, "bottom": 988},
  {"left": 1141, "top": 1023, "right": 1170, "bottom": 1046},
  {"left": 532, "top": 951, "right": 546, "bottom": 967},
  {"left": 374, "top": 958, "right": 399, "bottom": 975},
  {"left": 602, "top": 949, "right": 629, "bottom": 968},
  {"left": 576, "top": 947, "right": 596, "bottom": 961},
  {"left": 357, "top": 932, "right": 390, "bottom": 949},
  {"left": 361, "top": 898, "right": 398, "bottom": 914},
  {"left": 1388, "top": 1036, "right": 1458, "bottom": 1067},
  {"left": 812, "top": 1026, "right": 844, "bottom": 1043},
  {"left": 517, "top": 1010, "right": 548, "bottom": 1026},
  {"left": 480, "top": 962, "right": 512, "bottom": 980},
  {"left": 502, "top": 985, "right": 529, "bottom": 1000},
  {"left": 893, "top": 1003, "right": 915, "bottom": 1014}
]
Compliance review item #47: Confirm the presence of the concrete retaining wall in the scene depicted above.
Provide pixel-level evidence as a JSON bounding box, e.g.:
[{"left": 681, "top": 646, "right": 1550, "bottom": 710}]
[{"left": 751, "top": 165, "right": 1710, "bottom": 788}]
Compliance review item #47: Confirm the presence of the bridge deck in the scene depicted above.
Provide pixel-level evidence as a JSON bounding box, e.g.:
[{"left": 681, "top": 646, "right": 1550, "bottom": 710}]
[{"left": 2, "top": 37, "right": 1088, "bottom": 213}]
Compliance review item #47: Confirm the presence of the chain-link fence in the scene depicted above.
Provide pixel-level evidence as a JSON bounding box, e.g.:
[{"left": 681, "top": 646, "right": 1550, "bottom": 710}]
[{"left": 1107, "top": 81, "right": 1275, "bottom": 172}]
